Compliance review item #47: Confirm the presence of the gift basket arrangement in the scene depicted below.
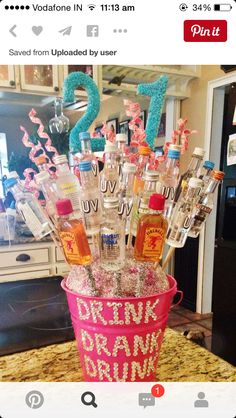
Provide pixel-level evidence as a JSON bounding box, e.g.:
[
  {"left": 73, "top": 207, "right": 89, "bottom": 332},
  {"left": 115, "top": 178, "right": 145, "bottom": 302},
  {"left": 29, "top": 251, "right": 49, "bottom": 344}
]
[{"left": 3, "top": 72, "right": 225, "bottom": 381}]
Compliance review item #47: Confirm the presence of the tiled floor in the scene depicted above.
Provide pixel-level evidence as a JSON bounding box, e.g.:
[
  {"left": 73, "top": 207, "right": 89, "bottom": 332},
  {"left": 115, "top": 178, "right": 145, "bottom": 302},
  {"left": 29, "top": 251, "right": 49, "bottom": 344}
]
[{"left": 168, "top": 305, "right": 213, "bottom": 351}]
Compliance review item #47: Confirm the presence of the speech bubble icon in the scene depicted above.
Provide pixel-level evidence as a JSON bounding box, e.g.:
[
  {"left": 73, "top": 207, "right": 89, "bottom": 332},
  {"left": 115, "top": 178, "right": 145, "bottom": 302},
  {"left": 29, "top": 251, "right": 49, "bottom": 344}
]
[{"left": 138, "top": 393, "right": 155, "bottom": 408}]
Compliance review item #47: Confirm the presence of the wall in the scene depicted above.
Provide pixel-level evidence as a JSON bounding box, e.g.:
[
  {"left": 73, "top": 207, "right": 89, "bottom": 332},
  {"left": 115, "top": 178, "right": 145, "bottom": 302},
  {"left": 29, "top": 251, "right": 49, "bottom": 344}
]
[{"left": 180, "top": 65, "right": 225, "bottom": 170}]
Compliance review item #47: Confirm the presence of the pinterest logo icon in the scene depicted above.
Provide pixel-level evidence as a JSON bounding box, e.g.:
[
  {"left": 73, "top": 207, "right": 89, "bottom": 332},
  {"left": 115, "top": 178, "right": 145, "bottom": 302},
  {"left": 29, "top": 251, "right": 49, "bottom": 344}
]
[{"left": 25, "top": 390, "right": 44, "bottom": 409}]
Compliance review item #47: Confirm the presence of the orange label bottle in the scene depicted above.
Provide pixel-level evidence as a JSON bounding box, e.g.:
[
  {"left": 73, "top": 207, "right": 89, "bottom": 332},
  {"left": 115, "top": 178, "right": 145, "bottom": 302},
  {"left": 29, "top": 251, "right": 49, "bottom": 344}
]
[
  {"left": 56, "top": 199, "right": 92, "bottom": 266},
  {"left": 134, "top": 194, "right": 168, "bottom": 263}
]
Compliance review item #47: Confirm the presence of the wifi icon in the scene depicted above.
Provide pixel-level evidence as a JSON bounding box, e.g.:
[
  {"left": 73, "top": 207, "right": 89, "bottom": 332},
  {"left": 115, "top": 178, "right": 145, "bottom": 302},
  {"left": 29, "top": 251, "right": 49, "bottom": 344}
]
[{"left": 88, "top": 4, "right": 96, "bottom": 10}]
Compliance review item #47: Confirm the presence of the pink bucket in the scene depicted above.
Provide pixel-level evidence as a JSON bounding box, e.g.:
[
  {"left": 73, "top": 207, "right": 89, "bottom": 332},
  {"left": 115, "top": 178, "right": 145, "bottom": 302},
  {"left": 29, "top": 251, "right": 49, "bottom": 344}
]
[{"left": 61, "top": 275, "right": 183, "bottom": 382}]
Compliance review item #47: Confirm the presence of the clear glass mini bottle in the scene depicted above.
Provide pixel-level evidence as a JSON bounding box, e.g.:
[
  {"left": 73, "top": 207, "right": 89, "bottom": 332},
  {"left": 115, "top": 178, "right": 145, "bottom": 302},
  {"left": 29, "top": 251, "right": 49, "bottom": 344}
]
[
  {"left": 74, "top": 132, "right": 99, "bottom": 184},
  {"left": 99, "top": 198, "right": 125, "bottom": 271},
  {"left": 134, "top": 194, "right": 167, "bottom": 263},
  {"left": 56, "top": 198, "right": 92, "bottom": 265},
  {"left": 166, "top": 177, "right": 203, "bottom": 248},
  {"left": 173, "top": 147, "right": 205, "bottom": 205},
  {"left": 158, "top": 148, "right": 180, "bottom": 220},
  {"left": 197, "top": 160, "right": 215, "bottom": 184},
  {"left": 100, "top": 142, "right": 119, "bottom": 202},
  {"left": 54, "top": 154, "right": 81, "bottom": 215},
  {"left": 189, "top": 170, "right": 225, "bottom": 238},
  {"left": 133, "top": 145, "right": 151, "bottom": 195},
  {"left": 5, "top": 177, "right": 53, "bottom": 240},
  {"left": 35, "top": 171, "right": 59, "bottom": 219},
  {"left": 131, "top": 170, "right": 159, "bottom": 237},
  {"left": 79, "top": 160, "right": 103, "bottom": 235},
  {"left": 118, "top": 162, "right": 136, "bottom": 234},
  {"left": 116, "top": 133, "right": 127, "bottom": 174}
]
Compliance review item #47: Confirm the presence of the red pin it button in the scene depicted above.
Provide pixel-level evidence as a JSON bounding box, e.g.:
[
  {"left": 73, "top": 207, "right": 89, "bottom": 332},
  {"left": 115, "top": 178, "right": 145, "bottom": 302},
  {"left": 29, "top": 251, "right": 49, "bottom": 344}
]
[{"left": 184, "top": 20, "right": 227, "bottom": 42}]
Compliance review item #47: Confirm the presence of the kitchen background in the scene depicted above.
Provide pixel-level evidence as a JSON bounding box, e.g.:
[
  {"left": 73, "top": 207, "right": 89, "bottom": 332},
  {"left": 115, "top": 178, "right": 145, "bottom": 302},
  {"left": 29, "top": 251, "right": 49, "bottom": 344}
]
[{"left": 0, "top": 64, "right": 235, "bottom": 369}]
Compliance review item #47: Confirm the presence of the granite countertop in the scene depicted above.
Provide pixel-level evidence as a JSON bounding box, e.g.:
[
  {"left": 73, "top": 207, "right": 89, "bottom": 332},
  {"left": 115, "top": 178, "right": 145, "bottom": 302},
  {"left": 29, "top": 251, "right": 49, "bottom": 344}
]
[{"left": 1, "top": 328, "right": 235, "bottom": 382}]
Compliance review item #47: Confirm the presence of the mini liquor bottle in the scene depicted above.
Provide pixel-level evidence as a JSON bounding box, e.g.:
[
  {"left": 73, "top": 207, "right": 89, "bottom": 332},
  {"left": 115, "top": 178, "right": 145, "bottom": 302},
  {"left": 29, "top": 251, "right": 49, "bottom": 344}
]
[
  {"left": 54, "top": 154, "right": 81, "bottom": 216},
  {"left": 56, "top": 199, "right": 92, "bottom": 265},
  {"left": 5, "top": 177, "right": 53, "bottom": 240},
  {"left": 188, "top": 170, "right": 225, "bottom": 238},
  {"left": 134, "top": 193, "right": 167, "bottom": 263},
  {"left": 166, "top": 177, "right": 203, "bottom": 248},
  {"left": 133, "top": 145, "right": 152, "bottom": 195},
  {"left": 99, "top": 197, "right": 125, "bottom": 271}
]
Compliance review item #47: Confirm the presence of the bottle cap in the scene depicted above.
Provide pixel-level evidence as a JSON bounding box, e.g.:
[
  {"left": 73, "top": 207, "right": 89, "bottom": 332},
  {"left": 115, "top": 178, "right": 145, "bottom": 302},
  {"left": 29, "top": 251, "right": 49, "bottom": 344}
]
[
  {"left": 54, "top": 154, "right": 68, "bottom": 165},
  {"left": 56, "top": 199, "right": 73, "bottom": 216},
  {"left": 35, "top": 155, "right": 47, "bottom": 165},
  {"left": 193, "top": 147, "right": 205, "bottom": 158},
  {"left": 169, "top": 144, "right": 182, "bottom": 151},
  {"left": 138, "top": 146, "right": 151, "bottom": 156},
  {"left": 203, "top": 160, "right": 215, "bottom": 170},
  {"left": 5, "top": 178, "right": 17, "bottom": 189},
  {"left": 79, "top": 160, "right": 92, "bottom": 171},
  {"left": 116, "top": 133, "right": 127, "bottom": 143},
  {"left": 8, "top": 171, "right": 19, "bottom": 179},
  {"left": 35, "top": 171, "right": 50, "bottom": 184},
  {"left": 79, "top": 132, "right": 91, "bottom": 141},
  {"left": 122, "top": 163, "right": 136, "bottom": 173},
  {"left": 143, "top": 170, "right": 159, "bottom": 181},
  {"left": 149, "top": 193, "right": 165, "bottom": 210},
  {"left": 105, "top": 142, "right": 117, "bottom": 153},
  {"left": 211, "top": 170, "right": 225, "bottom": 181},
  {"left": 188, "top": 177, "right": 203, "bottom": 188},
  {"left": 167, "top": 149, "right": 180, "bottom": 159},
  {"left": 103, "top": 197, "right": 119, "bottom": 208}
]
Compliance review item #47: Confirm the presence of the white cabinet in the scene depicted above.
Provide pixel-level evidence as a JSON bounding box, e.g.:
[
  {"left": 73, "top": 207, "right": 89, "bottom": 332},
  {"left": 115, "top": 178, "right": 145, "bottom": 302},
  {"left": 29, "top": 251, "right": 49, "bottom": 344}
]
[
  {"left": 0, "top": 241, "right": 68, "bottom": 283},
  {"left": 20, "top": 65, "right": 60, "bottom": 93},
  {"left": 0, "top": 65, "right": 16, "bottom": 88}
]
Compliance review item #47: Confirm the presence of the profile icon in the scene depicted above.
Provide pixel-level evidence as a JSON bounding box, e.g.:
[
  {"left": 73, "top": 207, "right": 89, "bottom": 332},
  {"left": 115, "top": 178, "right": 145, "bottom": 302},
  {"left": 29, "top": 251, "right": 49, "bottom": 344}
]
[{"left": 194, "top": 392, "right": 209, "bottom": 408}]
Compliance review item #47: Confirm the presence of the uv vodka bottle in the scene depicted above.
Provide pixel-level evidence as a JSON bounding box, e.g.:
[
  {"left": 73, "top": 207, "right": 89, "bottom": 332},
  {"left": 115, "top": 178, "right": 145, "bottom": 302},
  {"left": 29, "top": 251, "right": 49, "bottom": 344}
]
[
  {"left": 166, "top": 177, "right": 203, "bottom": 248},
  {"left": 74, "top": 132, "right": 99, "bottom": 184},
  {"left": 158, "top": 148, "right": 180, "bottom": 220},
  {"left": 79, "top": 160, "right": 103, "bottom": 235},
  {"left": 118, "top": 162, "right": 136, "bottom": 234},
  {"left": 99, "top": 197, "right": 125, "bottom": 271},
  {"left": 100, "top": 142, "right": 119, "bottom": 202}
]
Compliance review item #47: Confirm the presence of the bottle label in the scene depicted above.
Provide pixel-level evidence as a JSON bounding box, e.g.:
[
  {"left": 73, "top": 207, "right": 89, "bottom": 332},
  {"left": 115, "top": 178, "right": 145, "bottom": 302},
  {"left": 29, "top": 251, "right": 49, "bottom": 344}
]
[
  {"left": 60, "top": 231, "right": 80, "bottom": 260},
  {"left": 118, "top": 201, "right": 133, "bottom": 217},
  {"left": 81, "top": 198, "right": 99, "bottom": 214},
  {"left": 143, "top": 227, "right": 164, "bottom": 257},
  {"left": 60, "top": 182, "right": 80, "bottom": 211},
  {"left": 196, "top": 204, "right": 212, "bottom": 215},
  {"left": 101, "top": 233, "right": 119, "bottom": 246},
  {"left": 161, "top": 185, "right": 175, "bottom": 201},
  {"left": 100, "top": 179, "right": 117, "bottom": 194},
  {"left": 91, "top": 163, "right": 98, "bottom": 177},
  {"left": 17, "top": 201, "right": 48, "bottom": 238}
]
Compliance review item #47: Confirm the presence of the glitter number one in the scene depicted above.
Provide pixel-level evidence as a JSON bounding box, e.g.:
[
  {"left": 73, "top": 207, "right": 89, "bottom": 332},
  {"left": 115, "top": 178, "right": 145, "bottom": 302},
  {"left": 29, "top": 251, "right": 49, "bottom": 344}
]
[{"left": 137, "top": 75, "right": 168, "bottom": 150}]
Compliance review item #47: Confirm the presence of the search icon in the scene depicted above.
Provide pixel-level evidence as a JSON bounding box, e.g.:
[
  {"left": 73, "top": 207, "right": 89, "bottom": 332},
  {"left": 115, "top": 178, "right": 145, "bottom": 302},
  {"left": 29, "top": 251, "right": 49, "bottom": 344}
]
[{"left": 81, "top": 391, "right": 98, "bottom": 408}]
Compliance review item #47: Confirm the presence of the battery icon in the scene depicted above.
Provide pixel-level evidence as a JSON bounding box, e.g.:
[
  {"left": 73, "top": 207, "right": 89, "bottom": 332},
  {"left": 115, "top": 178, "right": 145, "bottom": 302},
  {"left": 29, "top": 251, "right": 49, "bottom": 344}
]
[{"left": 214, "top": 3, "right": 232, "bottom": 10}]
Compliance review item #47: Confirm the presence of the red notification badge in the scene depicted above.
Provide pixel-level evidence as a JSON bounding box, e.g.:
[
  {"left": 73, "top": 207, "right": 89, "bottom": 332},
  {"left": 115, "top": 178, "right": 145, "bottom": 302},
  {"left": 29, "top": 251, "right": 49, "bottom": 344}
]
[{"left": 151, "top": 384, "right": 165, "bottom": 398}]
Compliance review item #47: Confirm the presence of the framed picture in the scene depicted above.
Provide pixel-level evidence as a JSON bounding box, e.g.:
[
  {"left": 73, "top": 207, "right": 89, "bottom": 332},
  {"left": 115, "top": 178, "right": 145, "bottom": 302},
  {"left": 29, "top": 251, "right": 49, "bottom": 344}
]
[
  {"left": 140, "top": 110, "right": 147, "bottom": 128},
  {"left": 106, "top": 118, "right": 118, "bottom": 135},
  {"left": 94, "top": 125, "right": 105, "bottom": 138},
  {"left": 157, "top": 113, "right": 166, "bottom": 138},
  {"left": 119, "top": 120, "right": 130, "bottom": 144}
]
